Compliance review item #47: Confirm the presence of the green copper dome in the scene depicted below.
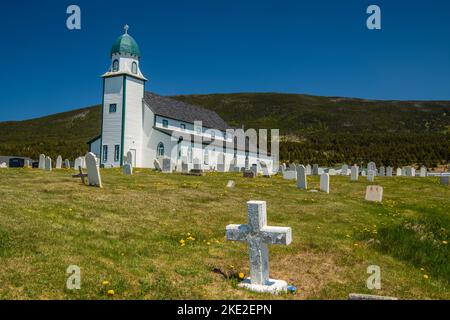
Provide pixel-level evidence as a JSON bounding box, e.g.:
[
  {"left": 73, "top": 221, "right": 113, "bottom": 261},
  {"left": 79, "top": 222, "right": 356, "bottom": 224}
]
[{"left": 110, "top": 27, "right": 141, "bottom": 57}]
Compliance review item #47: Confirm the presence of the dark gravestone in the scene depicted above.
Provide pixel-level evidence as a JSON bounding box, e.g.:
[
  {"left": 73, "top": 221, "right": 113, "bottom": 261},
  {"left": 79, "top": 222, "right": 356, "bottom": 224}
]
[{"left": 243, "top": 170, "right": 255, "bottom": 178}]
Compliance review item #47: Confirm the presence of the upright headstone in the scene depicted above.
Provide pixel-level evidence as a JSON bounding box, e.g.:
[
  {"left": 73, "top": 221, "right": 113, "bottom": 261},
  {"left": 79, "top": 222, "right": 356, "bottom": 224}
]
[
  {"left": 251, "top": 164, "right": 258, "bottom": 177},
  {"left": 367, "top": 162, "right": 377, "bottom": 173},
  {"left": 85, "top": 152, "right": 102, "bottom": 187},
  {"left": 226, "top": 201, "right": 292, "bottom": 294},
  {"left": 328, "top": 169, "right": 337, "bottom": 176},
  {"left": 320, "top": 173, "right": 330, "bottom": 193},
  {"left": 39, "top": 154, "right": 46, "bottom": 170},
  {"left": 45, "top": 156, "right": 52, "bottom": 171},
  {"left": 260, "top": 161, "right": 270, "bottom": 177},
  {"left": 312, "top": 164, "right": 319, "bottom": 176},
  {"left": 367, "top": 170, "right": 375, "bottom": 182},
  {"left": 379, "top": 166, "right": 385, "bottom": 177},
  {"left": 154, "top": 159, "right": 162, "bottom": 171},
  {"left": 0, "top": 162, "right": 7, "bottom": 168},
  {"left": 296, "top": 165, "right": 307, "bottom": 190},
  {"left": 396, "top": 168, "right": 402, "bottom": 176},
  {"left": 341, "top": 164, "right": 349, "bottom": 176},
  {"left": 361, "top": 170, "right": 367, "bottom": 177},
  {"left": 123, "top": 163, "right": 133, "bottom": 175},
  {"left": 440, "top": 175, "right": 449, "bottom": 186},
  {"left": 386, "top": 166, "right": 393, "bottom": 177},
  {"left": 162, "top": 158, "right": 172, "bottom": 173},
  {"left": 65, "top": 159, "right": 71, "bottom": 169},
  {"left": 126, "top": 151, "right": 133, "bottom": 166},
  {"left": 365, "top": 185, "right": 383, "bottom": 202},
  {"left": 420, "top": 166, "right": 427, "bottom": 177},
  {"left": 56, "top": 156, "right": 62, "bottom": 169},
  {"left": 351, "top": 165, "right": 359, "bottom": 181},
  {"left": 305, "top": 164, "right": 312, "bottom": 175},
  {"left": 74, "top": 157, "right": 82, "bottom": 170},
  {"left": 24, "top": 159, "right": 30, "bottom": 168}
]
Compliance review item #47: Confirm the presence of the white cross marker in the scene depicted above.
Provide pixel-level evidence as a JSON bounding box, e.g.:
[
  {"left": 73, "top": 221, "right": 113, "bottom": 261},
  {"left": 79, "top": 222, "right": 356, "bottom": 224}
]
[{"left": 226, "top": 201, "right": 292, "bottom": 293}]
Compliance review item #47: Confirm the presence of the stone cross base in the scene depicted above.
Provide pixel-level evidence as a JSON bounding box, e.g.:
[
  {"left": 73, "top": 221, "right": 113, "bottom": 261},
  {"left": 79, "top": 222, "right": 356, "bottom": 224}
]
[{"left": 238, "top": 278, "right": 288, "bottom": 295}]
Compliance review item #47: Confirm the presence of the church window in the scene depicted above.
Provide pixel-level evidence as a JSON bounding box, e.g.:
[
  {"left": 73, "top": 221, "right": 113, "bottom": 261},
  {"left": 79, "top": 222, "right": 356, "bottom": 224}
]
[
  {"left": 131, "top": 62, "right": 137, "bottom": 74},
  {"left": 157, "top": 142, "right": 165, "bottom": 157},
  {"left": 114, "top": 145, "right": 120, "bottom": 162},
  {"left": 162, "top": 119, "right": 168, "bottom": 128},
  {"left": 109, "top": 104, "right": 117, "bottom": 113},
  {"left": 204, "top": 150, "right": 209, "bottom": 165},
  {"left": 102, "top": 145, "right": 108, "bottom": 162},
  {"left": 112, "top": 59, "right": 119, "bottom": 72},
  {"left": 180, "top": 123, "right": 186, "bottom": 131}
]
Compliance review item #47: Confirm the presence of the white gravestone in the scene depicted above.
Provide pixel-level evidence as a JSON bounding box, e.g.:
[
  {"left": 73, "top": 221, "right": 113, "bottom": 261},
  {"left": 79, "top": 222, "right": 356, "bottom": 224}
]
[
  {"left": 320, "top": 173, "right": 330, "bottom": 193},
  {"left": 154, "top": 159, "right": 162, "bottom": 171},
  {"left": 39, "top": 154, "right": 46, "bottom": 170},
  {"left": 341, "top": 164, "right": 349, "bottom": 176},
  {"left": 226, "top": 180, "right": 235, "bottom": 188},
  {"left": 85, "top": 152, "right": 102, "bottom": 187},
  {"left": 56, "top": 156, "right": 62, "bottom": 169},
  {"left": 296, "top": 165, "right": 307, "bottom": 190},
  {"left": 312, "top": 164, "right": 319, "bottom": 175},
  {"left": 65, "top": 159, "right": 71, "bottom": 169},
  {"left": 367, "top": 170, "right": 375, "bottom": 182},
  {"left": 260, "top": 161, "right": 270, "bottom": 177},
  {"left": 365, "top": 185, "right": 383, "bottom": 202},
  {"left": 0, "top": 162, "right": 7, "bottom": 168},
  {"left": 328, "top": 169, "right": 337, "bottom": 176},
  {"left": 45, "top": 156, "right": 52, "bottom": 171},
  {"left": 283, "top": 169, "right": 297, "bottom": 180},
  {"left": 74, "top": 157, "right": 82, "bottom": 170},
  {"left": 396, "top": 168, "right": 402, "bottom": 176},
  {"left": 123, "top": 163, "right": 133, "bottom": 175},
  {"left": 361, "top": 170, "right": 367, "bottom": 177},
  {"left": 379, "top": 166, "right": 385, "bottom": 177},
  {"left": 305, "top": 164, "right": 312, "bottom": 175},
  {"left": 226, "top": 201, "right": 292, "bottom": 294},
  {"left": 24, "top": 159, "right": 30, "bottom": 168},
  {"left": 420, "top": 166, "right": 427, "bottom": 177},
  {"left": 351, "top": 165, "right": 359, "bottom": 181},
  {"left": 386, "top": 166, "right": 393, "bottom": 177},
  {"left": 367, "top": 162, "right": 377, "bottom": 172},
  {"left": 162, "top": 158, "right": 172, "bottom": 173}
]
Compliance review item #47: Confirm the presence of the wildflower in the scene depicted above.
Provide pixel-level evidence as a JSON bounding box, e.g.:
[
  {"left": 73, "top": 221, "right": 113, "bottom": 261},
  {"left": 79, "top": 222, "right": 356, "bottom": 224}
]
[
  {"left": 423, "top": 274, "right": 429, "bottom": 280},
  {"left": 238, "top": 272, "right": 245, "bottom": 279},
  {"left": 101, "top": 280, "right": 110, "bottom": 286},
  {"left": 207, "top": 242, "right": 211, "bottom": 245},
  {"left": 443, "top": 241, "right": 448, "bottom": 245},
  {"left": 179, "top": 239, "right": 185, "bottom": 245},
  {"left": 420, "top": 268, "right": 425, "bottom": 271},
  {"left": 107, "top": 289, "right": 115, "bottom": 296}
]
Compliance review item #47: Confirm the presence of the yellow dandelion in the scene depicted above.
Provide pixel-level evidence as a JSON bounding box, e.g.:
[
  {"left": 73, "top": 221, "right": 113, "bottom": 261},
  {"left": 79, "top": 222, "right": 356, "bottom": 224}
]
[
  {"left": 354, "top": 243, "right": 359, "bottom": 247},
  {"left": 101, "top": 280, "right": 110, "bottom": 286},
  {"left": 443, "top": 241, "right": 448, "bottom": 245},
  {"left": 180, "top": 243, "right": 185, "bottom": 247},
  {"left": 420, "top": 268, "right": 425, "bottom": 271},
  {"left": 107, "top": 289, "right": 115, "bottom": 296},
  {"left": 423, "top": 274, "right": 429, "bottom": 280},
  {"left": 179, "top": 239, "right": 185, "bottom": 245},
  {"left": 207, "top": 242, "right": 211, "bottom": 245},
  {"left": 238, "top": 272, "right": 245, "bottom": 279}
]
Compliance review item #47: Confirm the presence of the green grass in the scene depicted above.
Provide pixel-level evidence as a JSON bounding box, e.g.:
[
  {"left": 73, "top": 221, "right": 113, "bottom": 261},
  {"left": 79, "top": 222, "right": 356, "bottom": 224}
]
[{"left": 0, "top": 168, "right": 448, "bottom": 300}]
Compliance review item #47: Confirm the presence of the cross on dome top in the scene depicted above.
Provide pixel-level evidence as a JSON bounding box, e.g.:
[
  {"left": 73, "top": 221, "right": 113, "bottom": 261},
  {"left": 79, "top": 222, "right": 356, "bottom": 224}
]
[{"left": 124, "top": 24, "right": 129, "bottom": 34}]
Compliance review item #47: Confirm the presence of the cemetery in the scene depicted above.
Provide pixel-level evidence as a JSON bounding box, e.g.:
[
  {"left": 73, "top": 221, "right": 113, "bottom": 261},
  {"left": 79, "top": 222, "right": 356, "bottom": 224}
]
[{"left": 0, "top": 163, "right": 448, "bottom": 299}]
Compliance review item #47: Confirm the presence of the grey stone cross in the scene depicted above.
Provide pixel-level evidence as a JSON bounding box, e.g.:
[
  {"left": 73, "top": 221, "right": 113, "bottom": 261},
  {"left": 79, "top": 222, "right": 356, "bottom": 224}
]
[{"left": 226, "top": 201, "right": 292, "bottom": 294}]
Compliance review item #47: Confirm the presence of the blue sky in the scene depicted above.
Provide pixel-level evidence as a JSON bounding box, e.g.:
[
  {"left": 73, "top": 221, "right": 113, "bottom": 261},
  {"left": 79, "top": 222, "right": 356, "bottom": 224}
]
[{"left": 0, "top": 0, "right": 449, "bottom": 121}]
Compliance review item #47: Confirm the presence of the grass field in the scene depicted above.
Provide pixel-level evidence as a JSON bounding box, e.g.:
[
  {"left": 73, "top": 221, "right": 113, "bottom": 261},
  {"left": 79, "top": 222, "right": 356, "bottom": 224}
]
[{"left": 0, "top": 168, "right": 449, "bottom": 300}]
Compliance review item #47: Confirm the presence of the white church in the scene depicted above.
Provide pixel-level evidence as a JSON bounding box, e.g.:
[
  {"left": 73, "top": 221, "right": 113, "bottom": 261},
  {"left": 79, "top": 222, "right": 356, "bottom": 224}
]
[{"left": 88, "top": 26, "right": 274, "bottom": 172}]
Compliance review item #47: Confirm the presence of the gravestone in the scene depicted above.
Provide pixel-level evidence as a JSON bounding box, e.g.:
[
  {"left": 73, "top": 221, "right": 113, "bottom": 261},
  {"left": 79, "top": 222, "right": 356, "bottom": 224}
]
[
  {"left": 24, "top": 159, "right": 30, "bottom": 168},
  {"left": 320, "top": 173, "right": 330, "bottom": 193},
  {"left": 367, "top": 161, "right": 376, "bottom": 172},
  {"left": 296, "top": 165, "right": 307, "bottom": 190},
  {"left": 81, "top": 156, "right": 86, "bottom": 169},
  {"left": 260, "top": 161, "right": 270, "bottom": 177},
  {"left": 39, "top": 154, "right": 46, "bottom": 170},
  {"left": 289, "top": 163, "right": 296, "bottom": 171},
  {"left": 386, "top": 166, "right": 393, "bottom": 177},
  {"left": 420, "top": 166, "right": 427, "bottom": 177},
  {"left": 402, "top": 166, "right": 407, "bottom": 176},
  {"left": 251, "top": 164, "right": 258, "bottom": 177},
  {"left": 162, "top": 158, "right": 172, "bottom": 173},
  {"left": 365, "top": 185, "right": 383, "bottom": 202},
  {"left": 85, "top": 152, "right": 102, "bottom": 187},
  {"left": 126, "top": 151, "right": 133, "bottom": 166},
  {"left": 305, "top": 164, "right": 312, "bottom": 175},
  {"left": 123, "top": 163, "right": 133, "bottom": 175},
  {"left": 312, "top": 164, "right": 319, "bottom": 176},
  {"left": 341, "top": 164, "right": 349, "bottom": 176},
  {"left": 226, "top": 200, "right": 292, "bottom": 294},
  {"left": 282, "top": 169, "right": 297, "bottom": 180},
  {"left": 396, "top": 168, "right": 402, "bottom": 176},
  {"left": 181, "top": 160, "right": 189, "bottom": 174},
  {"left": 154, "top": 159, "right": 162, "bottom": 171},
  {"left": 361, "top": 170, "right": 367, "bottom": 177},
  {"left": 65, "top": 159, "right": 71, "bottom": 169},
  {"left": 367, "top": 170, "right": 375, "bottom": 182},
  {"left": 74, "top": 157, "right": 82, "bottom": 170},
  {"left": 0, "top": 162, "right": 7, "bottom": 168},
  {"left": 45, "top": 156, "right": 52, "bottom": 171},
  {"left": 328, "top": 169, "right": 337, "bottom": 176},
  {"left": 351, "top": 165, "right": 359, "bottom": 181},
  {"left": 379, "top": 166, "right": 385, "bottom": 177},
  {"left": 243, "top": 169, "right": 255, "bottom": 178},
  {"left": 56, "top": 156, "right": 62, "bottom": 169},
  {"left": 226, "top": 180, "right": 235, "bottom": 188},
  {"left": 440, "top": 175, "right": 449, "bottom": 186}
]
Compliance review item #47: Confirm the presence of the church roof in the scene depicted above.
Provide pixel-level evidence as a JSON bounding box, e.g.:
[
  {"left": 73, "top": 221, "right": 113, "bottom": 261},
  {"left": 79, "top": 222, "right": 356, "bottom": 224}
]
[
  {"left": 110, "top": 33, "right": 141, "bottom": 57},
  {"left": 144, "top": 92, "right": 229, "bottom": 131}
]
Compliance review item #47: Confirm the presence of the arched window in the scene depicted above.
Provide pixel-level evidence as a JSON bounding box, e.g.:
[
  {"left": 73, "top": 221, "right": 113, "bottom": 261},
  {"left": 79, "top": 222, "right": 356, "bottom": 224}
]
[
  {"left": 112, "top": 60, "right": 119, "bottom": 72},
  {"left": 131, "top": 62, "right": 137, "bottom": 74},
  {"left": 204, "top": 150, "right": 209, "bottom": 165},
  {"left": 157, "top": 142, "right": 164, "bottom": 157}
]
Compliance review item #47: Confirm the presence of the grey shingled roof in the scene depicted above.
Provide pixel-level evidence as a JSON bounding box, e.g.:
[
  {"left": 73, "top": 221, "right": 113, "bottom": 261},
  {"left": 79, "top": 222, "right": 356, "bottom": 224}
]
[{"left": 144, "top": 92, "right": 229, "bottom": 131}]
